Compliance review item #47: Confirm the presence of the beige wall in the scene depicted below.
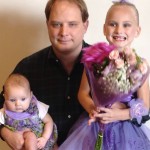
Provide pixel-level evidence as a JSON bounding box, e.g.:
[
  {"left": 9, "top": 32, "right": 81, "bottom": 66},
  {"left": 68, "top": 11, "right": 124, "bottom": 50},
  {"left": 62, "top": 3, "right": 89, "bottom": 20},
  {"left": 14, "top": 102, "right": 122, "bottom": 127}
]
[
  {"left": 0, "top": 0, "right": 150, "bottom": 149},
  {"left": 0, "top": 0, "right": 50, "bottom": 92}
]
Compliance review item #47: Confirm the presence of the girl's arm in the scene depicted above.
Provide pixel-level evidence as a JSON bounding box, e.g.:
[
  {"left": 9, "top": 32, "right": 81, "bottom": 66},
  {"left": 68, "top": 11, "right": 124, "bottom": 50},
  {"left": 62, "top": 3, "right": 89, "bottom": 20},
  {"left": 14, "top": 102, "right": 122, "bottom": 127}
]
[
  {"left": 137, "top": 76, "right": 150, "bottom": 109},
  {"left": 78, "top": 69, "right": 96, "bottom": 114},
  {"left": 78, "top": 69, "right": 131, "bottom": 124}
]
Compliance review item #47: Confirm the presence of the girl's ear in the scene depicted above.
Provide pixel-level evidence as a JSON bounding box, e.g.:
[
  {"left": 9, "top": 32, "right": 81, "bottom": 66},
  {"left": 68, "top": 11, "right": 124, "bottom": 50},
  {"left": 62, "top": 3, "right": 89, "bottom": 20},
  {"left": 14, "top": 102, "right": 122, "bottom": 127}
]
[
  {"left": 103, "top": 24, "right": 106, "bottom": 36},
  {"left": 135, "top": 26, "right": 141, "bottom": 38}
]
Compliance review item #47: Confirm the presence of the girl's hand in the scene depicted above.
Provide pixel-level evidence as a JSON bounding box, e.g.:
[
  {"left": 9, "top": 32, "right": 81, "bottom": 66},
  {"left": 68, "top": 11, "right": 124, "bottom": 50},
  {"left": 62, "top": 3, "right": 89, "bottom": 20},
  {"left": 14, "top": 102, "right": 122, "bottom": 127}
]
[
  {"left": 94, "top": 106, "right": 130, "bottom": 124},
  {"left": 88, "top": 109, "right": 99, "bottom": 126}
]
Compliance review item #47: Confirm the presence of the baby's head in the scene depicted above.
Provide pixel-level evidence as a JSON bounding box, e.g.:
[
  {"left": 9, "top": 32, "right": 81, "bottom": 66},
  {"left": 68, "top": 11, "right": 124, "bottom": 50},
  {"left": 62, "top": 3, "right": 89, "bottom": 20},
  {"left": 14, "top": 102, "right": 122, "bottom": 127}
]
[
  {"left": 103, "top": 1, "right": 141, "bottom": 49},
  {"left": 3, "top": 73, "right": 32, "bottom": 113}
]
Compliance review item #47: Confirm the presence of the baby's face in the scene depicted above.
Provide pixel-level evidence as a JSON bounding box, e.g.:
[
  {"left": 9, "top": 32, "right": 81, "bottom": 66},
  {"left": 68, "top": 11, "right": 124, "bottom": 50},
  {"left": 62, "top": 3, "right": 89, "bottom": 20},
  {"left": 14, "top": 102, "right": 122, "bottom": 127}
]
[
  {"left": 103, "top": 5, "right": 140, "bottom": 49},
  {"left": 4, "top": 85, "right": 32, "bottom": 113}
]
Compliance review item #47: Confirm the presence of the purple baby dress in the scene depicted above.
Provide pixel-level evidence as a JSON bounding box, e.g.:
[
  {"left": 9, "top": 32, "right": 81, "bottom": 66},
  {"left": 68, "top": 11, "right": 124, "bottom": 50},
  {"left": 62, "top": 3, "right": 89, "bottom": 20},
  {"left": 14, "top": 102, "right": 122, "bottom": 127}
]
[{"left": 4, "top": 95, "right": 58, "bottom": 150}]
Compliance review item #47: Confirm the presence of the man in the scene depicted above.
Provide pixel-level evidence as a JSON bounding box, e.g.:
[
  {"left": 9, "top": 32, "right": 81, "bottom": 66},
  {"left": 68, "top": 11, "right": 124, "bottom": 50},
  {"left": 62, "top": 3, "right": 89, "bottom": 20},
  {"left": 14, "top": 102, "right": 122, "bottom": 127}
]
[{"left": 0, "top": 0, "right": 89, "bottom": 149}]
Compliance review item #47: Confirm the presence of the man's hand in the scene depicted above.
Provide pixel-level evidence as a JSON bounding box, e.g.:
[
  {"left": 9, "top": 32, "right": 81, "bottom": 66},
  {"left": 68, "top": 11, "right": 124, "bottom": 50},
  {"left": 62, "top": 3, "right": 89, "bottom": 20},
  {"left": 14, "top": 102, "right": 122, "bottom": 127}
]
[{"left": 1, "top": 127, "right": 24, "bottom": 150}]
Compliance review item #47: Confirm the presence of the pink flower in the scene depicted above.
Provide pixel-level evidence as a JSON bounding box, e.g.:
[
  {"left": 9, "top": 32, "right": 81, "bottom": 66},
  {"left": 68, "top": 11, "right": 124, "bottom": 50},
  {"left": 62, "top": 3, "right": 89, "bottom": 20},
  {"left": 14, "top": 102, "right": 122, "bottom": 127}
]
[
  {"left": 115, "top": 58, "right": 124, "bottom": 68},
  {"left": 82, "top": 42, "right": 115, "bottom": 69},
  {"left": 109, "top": 50, "right": 119, "bottom": 60}
]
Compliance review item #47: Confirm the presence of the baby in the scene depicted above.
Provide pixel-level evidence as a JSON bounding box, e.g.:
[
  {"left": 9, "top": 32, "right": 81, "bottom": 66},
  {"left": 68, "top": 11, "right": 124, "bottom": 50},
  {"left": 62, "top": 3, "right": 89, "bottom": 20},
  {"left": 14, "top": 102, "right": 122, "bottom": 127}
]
[{"left": 0, "top": 73, "right": 57, "bottom": 150}]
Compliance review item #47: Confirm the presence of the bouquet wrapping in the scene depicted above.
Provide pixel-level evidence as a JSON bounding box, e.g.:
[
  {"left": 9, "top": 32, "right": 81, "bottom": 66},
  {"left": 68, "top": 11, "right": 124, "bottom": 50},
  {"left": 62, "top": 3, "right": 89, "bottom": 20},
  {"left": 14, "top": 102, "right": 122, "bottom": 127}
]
[{"left": 82, "top": 42, "right": 149, "bottom": 107}]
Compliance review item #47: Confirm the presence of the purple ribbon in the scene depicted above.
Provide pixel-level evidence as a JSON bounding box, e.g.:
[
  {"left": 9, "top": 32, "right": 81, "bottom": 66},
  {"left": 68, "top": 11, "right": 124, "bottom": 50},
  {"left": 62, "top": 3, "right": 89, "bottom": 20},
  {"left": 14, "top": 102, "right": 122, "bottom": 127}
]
[{"left": 128, "top": 98, "right": 149, "bottom": 124}]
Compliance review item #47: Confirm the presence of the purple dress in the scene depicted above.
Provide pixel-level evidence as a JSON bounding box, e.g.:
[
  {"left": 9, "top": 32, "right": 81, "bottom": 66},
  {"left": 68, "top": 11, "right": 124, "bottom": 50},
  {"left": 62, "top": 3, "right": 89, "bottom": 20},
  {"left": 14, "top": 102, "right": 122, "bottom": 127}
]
[
  {"left": 59, "top": 42, "right": 150, "bottom": 150},
  {"left": 4, "top": 95, "right": 58, "bottom": 150},
  {"left": 59, "top": 112, "right": 150, "bottom": 150}
]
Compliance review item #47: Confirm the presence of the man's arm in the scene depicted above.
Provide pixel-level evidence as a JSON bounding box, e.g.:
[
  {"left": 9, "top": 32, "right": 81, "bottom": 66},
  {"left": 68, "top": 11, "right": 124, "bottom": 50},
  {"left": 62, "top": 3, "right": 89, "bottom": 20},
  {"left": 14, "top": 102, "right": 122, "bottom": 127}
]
[
  {"left": 1, "top": 127, "right": 24, "bottom": 150},
  {"left": 0, "top": 90, "right": 4, "bottom": 108}
]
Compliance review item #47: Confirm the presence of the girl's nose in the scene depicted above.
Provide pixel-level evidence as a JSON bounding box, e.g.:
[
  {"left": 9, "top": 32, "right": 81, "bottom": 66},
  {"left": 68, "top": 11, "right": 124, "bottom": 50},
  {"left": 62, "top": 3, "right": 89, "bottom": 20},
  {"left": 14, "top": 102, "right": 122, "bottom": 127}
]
[{"left": 115, "top": 25, "right": 123, "bottom": 34}]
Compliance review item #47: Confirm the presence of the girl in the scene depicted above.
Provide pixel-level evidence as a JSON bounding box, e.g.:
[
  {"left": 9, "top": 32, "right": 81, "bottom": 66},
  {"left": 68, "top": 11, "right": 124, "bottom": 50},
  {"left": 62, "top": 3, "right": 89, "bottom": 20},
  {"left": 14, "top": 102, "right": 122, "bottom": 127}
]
[{"left": 59, "top": 1, "right": 150, "bottom": 150}]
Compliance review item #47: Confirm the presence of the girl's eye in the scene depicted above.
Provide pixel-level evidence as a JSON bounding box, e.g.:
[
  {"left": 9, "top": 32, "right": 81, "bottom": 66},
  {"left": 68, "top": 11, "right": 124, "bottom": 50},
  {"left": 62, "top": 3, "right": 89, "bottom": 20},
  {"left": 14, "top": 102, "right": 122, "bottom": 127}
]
[
  {"left": 123, "top": 23, "right": 131, "bottom": 28},
  {"left": 109, "top": 22, "right": 117, "bottom": 27}
]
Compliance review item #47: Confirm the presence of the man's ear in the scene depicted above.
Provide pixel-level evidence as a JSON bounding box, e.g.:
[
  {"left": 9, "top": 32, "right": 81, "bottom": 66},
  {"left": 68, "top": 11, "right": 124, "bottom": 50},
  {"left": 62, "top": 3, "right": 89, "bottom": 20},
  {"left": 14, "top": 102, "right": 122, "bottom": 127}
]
[
  {"left": 46, "top": 20, "right": 48, "bottom": 26},
  {"left": 83, "top": 20, "right": 89, "bottom": 34}
]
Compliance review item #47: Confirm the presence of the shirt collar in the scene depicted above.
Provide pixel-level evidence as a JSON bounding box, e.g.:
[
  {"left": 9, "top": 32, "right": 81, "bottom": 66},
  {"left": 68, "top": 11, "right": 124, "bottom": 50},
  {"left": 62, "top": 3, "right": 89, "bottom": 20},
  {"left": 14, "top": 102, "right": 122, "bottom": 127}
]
[{"left": 47, "top": 41, "right": 87, "bottom": 63}]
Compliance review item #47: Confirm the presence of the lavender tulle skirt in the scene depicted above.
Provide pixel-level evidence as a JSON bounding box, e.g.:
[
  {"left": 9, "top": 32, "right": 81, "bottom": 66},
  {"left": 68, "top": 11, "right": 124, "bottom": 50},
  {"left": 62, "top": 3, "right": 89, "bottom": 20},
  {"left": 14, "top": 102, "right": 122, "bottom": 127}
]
[{"left": 59, "top": 112, "right": 150, "bottom": 150}]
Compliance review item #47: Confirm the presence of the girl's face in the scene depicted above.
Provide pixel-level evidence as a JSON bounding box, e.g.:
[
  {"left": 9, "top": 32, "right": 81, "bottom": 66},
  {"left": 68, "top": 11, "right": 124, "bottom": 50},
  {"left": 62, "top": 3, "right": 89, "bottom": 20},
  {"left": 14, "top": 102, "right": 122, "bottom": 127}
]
[
  {"left": 103, "top": 5, "right": 141, "bottom": 49},
  {"left": 4, "top": 85, "right": 32, "bottom": 113}
]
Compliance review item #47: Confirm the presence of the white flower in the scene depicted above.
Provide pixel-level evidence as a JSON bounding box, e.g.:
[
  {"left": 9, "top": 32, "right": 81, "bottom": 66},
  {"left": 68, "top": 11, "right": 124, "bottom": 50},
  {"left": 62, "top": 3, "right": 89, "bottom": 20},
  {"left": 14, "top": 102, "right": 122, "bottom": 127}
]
[{"left": 115, "top": 58, "right": 124, "bottom": 69}]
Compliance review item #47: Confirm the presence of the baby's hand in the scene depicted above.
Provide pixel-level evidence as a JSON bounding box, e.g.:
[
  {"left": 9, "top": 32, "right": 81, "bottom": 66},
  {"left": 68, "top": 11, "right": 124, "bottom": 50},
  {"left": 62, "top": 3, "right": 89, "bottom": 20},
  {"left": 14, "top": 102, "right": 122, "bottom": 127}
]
[{"left": 37, "top": 137, "right": 47, "bottom": 149}]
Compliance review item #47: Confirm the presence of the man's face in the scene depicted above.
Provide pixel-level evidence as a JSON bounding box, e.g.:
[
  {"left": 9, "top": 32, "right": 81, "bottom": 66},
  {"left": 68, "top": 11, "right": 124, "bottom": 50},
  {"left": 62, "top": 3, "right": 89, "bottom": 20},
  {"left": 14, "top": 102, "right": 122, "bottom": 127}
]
[{"left": 46, "top": 0, "right": 88, "bottom": 55}]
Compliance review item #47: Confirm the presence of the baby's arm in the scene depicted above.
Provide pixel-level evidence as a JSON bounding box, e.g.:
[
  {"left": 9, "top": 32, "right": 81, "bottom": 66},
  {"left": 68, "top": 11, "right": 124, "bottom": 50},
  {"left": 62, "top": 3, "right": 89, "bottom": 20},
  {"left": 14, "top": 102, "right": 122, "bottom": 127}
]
[{"left": 37, "top": 113, "right": 53, "bottom": 149}]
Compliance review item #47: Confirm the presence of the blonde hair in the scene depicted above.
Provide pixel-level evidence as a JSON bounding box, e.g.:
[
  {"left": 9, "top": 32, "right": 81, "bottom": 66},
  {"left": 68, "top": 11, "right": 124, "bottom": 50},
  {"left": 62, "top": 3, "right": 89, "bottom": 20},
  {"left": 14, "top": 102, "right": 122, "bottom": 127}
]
[
  {"left": 4, "top": 73, "right": 31, "bottom": 94},
  {"left": 106, "top": 2, "right": 139, "bottom": 25}
]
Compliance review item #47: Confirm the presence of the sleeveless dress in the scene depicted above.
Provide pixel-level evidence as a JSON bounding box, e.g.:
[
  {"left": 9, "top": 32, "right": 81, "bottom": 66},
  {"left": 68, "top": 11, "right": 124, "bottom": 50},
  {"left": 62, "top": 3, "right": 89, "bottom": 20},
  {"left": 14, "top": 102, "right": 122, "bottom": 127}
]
[
  {"left": 4, "top": 96, "right": 58, "bottom": 150},
  {"left": 59, "top": 42, "right": 150, "bottom": 150}
]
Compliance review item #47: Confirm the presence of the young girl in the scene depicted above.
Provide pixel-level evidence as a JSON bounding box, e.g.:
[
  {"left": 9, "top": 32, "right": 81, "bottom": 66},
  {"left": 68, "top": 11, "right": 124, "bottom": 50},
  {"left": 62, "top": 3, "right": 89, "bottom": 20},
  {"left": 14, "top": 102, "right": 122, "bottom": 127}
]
[
  {"left": 0, "top": 73, "right": 58, "bottom": 150},
  {"left": 59, "top": 1, "right": 150, "bottom": 150}
]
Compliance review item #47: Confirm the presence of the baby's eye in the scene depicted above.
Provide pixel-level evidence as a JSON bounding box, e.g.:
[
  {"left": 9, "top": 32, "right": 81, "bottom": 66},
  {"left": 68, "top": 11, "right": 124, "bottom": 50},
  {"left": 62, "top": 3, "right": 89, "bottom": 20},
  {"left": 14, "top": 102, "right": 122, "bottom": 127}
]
[
  {"left": 21, "top": 98, "right": 26, "bottom": 101},
  {"left": 10, "top": 99, "right": 15, "bottom": 102}
]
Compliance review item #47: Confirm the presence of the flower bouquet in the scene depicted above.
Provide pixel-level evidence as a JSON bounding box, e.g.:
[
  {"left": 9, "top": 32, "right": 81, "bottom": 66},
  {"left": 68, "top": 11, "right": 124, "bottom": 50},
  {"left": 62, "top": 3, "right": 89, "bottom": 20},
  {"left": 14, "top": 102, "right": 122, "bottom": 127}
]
[{"left": 82, "top": 42, "right": 149, "bottom": 150}]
